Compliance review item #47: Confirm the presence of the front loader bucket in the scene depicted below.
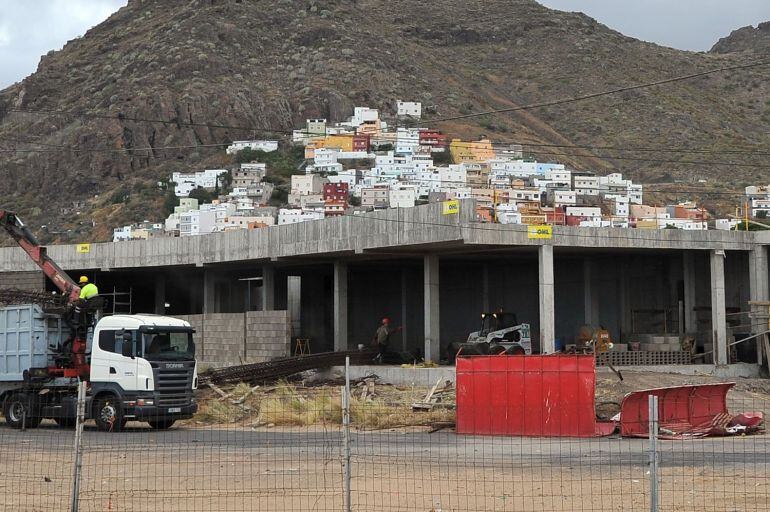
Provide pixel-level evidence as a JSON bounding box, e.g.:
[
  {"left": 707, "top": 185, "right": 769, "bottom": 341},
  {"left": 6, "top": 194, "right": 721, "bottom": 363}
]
[{"left": 619, "top": 383, "right": 734, "bottom": 438}]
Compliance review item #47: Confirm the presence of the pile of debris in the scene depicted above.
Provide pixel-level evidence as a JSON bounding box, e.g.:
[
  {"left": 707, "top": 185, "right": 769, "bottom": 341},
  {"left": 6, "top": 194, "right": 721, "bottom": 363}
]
[
  {"left": 0, "top": 288, "right": 67, "bottom": 309},
  {"left": 412, "top": 379, "right": 454, "bottom": 411}
]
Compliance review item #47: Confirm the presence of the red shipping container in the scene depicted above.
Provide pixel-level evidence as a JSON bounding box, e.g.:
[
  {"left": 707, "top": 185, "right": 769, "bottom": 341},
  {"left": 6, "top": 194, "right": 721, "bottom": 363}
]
[{"left": 456, "top": 355, "right": 602, "bottom": 437}]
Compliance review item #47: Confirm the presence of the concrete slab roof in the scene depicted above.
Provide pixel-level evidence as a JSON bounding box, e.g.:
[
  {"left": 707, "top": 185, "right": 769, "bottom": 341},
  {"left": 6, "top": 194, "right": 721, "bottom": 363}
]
[{"left": 0, "top": 199, "right": 762, "bottom": 273}]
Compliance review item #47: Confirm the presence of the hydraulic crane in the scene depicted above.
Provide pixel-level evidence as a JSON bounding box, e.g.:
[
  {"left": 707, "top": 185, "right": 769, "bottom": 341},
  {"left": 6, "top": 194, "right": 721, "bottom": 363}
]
[
  {"left": 0, "top": 209, "right": 89, "bottom": 379},
  {"left": 0, "top": 210, "right": 81, "bottom": 303},
  {"left": 1, "top": 210, "right": 199, "bottom": 431}
]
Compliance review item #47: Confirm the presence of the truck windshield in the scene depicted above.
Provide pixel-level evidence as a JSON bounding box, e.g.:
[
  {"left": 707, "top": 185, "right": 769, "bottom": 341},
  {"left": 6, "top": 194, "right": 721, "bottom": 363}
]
[{"left": 142, "top": 331, "right": 195, "bottom": 361}]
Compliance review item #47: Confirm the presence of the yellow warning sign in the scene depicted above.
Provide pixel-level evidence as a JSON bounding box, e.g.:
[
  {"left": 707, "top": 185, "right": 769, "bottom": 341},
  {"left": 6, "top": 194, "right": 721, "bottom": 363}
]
[
  {"left": 76, "top": 244, "right": 91, "bottom": 254},
  {"left": 442, "top": 200, "right": 460, "bottom": 215},
  {"left": 527, "top": 225, "right": 553, "bottom": 239}
]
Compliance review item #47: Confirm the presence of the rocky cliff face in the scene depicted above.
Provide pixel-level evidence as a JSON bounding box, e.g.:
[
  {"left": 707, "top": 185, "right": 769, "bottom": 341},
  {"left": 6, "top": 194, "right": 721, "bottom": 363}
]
[
  {"left": 1, "top": 0, "right": 769, "bottom": 241},
  {"left": 711, "top": 21, "right": 770, "bottom": 53}
]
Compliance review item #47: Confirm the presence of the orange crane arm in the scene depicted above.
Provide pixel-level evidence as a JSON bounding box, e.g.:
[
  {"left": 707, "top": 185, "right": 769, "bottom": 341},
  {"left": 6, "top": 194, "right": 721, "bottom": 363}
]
[{"left": 0, "top": 210, "right": 81, "bottom": 303}]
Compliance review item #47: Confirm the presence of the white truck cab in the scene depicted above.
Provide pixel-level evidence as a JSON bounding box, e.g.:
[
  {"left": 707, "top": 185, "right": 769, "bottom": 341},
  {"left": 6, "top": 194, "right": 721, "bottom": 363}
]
[{"left": 88, "top": 314, "right": 199, "bottom": 431}]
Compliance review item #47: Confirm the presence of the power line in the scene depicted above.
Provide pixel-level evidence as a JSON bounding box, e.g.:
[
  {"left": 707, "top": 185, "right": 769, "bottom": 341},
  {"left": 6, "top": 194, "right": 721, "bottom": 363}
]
[
  {"left": 422, "top": 58, "right": 770, "bottom": 124},
  {"left": 2, "top": 134, "right": 770, "bottom": 170}
]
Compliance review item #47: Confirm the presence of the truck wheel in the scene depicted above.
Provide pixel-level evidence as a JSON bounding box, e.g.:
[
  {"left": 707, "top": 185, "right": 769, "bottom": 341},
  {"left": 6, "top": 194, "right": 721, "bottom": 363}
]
[
  {"left": 3, "top": 394, "right": 41, "bottom": 429},
  {"left": 94, "top": 396, "right": 125, "bottom": 432},
  {"left": 148, "top": 419, "right": 176, "bottom": 430}
]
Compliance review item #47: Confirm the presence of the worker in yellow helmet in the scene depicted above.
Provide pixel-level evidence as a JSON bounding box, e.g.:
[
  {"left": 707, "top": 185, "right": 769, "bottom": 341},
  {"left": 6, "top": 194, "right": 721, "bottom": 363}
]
[{"left": 79, "top": 276, "right": 99, "bottom": 300}]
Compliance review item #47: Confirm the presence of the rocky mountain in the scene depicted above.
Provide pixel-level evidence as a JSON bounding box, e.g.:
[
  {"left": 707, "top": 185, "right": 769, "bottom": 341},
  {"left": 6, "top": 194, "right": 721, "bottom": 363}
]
[
  {"left": 1, "top": 0, "right": 769, "bottom": 242},
  {"left": 711, "top": 22, "right": 770, "bottom": 53}
]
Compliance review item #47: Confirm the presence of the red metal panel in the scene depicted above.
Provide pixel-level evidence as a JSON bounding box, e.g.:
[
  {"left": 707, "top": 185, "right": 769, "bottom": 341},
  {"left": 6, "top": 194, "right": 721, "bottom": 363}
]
[
  {"left": 456, "top": 355, "right": 599, "bottom": 437},
  {"left": 619, "top": 383, "right": 735, "bottom": 437}
]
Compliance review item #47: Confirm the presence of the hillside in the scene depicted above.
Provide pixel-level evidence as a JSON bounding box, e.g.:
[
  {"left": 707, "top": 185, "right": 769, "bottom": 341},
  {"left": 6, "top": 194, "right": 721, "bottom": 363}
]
[
  {"left": 711, "top": 22, "right": 770, "bottom": 54},
  {"left": 1, "top": 0, "right": 770, "bottom": 242}
]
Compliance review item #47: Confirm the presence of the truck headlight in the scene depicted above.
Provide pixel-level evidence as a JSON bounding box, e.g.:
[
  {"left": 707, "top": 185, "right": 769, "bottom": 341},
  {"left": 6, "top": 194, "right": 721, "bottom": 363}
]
[{"left": 136, "top": 399, "right": 154, "bottom": 406}]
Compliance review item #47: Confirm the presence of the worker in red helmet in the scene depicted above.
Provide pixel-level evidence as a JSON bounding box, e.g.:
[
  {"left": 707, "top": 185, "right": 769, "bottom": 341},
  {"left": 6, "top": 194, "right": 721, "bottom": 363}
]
[{"left": 372, "top": 317, "right": 402, "bottom": 364}]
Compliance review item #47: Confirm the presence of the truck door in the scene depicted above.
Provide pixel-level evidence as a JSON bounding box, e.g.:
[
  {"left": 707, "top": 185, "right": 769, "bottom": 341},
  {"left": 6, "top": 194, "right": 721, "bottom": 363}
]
[{"left": 96, "top": 330, "right": 139, "bottom": 392}]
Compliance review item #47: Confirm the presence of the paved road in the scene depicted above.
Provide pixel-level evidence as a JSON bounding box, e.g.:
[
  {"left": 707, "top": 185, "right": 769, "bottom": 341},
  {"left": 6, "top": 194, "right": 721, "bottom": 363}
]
[{"left": 1, "top": 421, "right": 768, "bottom": 468}]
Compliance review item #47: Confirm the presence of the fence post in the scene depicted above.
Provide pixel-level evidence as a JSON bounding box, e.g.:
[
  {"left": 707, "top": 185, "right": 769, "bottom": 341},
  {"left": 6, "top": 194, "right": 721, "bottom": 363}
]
[
  {"left": 70, "top": 381, "right": 86, "bottom": 512},
  {"left": 648, "top": 394, "right": 659, "bottom": 512},
  {"left": 342, "top": 357, "right": 352, "bottom": 512}
]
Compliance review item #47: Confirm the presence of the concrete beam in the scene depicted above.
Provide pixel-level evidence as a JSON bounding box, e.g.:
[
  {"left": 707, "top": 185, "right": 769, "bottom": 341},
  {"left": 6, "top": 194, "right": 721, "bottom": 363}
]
[
  {"left": 261, "top": 265, "right": 275, "bottom": 311},
  {"left": 683, "top": 251, "right": 698, "bottom": 334},
  {"left": 424, "top": 254, "right": 440, "bottom": 363},
  {"left": 0, "top": 201, "right": 759, "bottom": 275},
  {"left": 539, "top": 245, "right": 555, "bottom": 354},
  {"left": 154, "top": 275, "right": 166, "bottom": 315},
  {"left": 710, "top": 250, "right": 728, "bottom": 366},
  {"left": 333, "top": 261, "right": 348, "bottom": 352}
]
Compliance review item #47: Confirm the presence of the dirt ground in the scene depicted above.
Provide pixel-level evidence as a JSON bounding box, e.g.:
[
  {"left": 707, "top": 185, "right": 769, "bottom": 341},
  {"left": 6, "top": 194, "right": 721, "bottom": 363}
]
[
  {"left": 2, "top": 429, "right": 768, "bottom": 512},
  {"left": 1, "top": 370, "right": 768, "bottom": 511}
]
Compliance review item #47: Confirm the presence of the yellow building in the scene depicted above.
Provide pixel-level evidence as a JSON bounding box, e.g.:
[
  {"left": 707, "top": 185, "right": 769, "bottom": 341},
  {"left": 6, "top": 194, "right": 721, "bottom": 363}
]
[
  {"left": 449, "top": 139, "right": 496, "bottom": 163},
  {"left": 305, "top": 135, "right": 356, "bottom": 159}
]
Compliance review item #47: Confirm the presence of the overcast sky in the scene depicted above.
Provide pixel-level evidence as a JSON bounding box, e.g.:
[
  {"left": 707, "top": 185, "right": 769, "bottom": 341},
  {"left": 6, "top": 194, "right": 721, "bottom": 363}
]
[
  {"left": 539, "top": 0, "right": 770, "bottom": 51},
  {"left": 1, "top": 1, "right": 770, "bottom": 89},
  {"left": 0, "top": 0, "right": 127, "bottom": 89}
]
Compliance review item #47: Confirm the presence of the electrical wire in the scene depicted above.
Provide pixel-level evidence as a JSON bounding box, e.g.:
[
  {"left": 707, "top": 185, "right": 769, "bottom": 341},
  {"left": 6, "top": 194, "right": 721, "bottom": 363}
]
[
  {"left": 4, "top": 56, "right": 770, "bottom": 158},
  {"left": 2, "top": 135, "right": 770, "bottom": 172},
  {"left": 422, "top": 58, "right": 770, "bottom": 123}
]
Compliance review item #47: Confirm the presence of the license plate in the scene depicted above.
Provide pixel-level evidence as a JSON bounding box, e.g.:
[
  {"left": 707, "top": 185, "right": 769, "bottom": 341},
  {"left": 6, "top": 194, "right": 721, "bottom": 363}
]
[{"left": 168, "top": 407, "right": 182, "bottom": 413}]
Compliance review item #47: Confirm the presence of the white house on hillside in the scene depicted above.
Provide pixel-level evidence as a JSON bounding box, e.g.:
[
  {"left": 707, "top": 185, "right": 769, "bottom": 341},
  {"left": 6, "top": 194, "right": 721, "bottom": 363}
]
[{"left": 226, "top": 140, "right": 279, "bottom": 155}]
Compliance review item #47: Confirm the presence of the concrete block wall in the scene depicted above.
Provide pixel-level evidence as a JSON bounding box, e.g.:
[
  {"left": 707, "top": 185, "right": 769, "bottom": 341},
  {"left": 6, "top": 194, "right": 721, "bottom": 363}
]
[
  {"left": 0, "top": 271, "right": 44, "bottom": 291},
  {"left": 201, "top": 313, "right": 246, "bottom": 366},
  {"left": 176, "top": 311, "right": 291, "bottom": 368},
  {"left": 245, "top": 311, "right": 292, "bottom": 361}
]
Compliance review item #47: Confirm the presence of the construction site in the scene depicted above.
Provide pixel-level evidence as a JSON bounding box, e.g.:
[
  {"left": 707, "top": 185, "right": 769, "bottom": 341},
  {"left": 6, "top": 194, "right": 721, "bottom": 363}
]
[
  {"left": 1, "top": 200, "right": 770, "bottom": 511},
  {"left": 2, "top": 200, "right": 768, "bottom": 368}
]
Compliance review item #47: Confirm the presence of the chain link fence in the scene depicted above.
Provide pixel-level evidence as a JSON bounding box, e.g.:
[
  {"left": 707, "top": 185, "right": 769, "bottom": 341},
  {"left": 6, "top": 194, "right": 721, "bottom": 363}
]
[{"left": 0, "top": 366, "right": 768, "bottom": 512}]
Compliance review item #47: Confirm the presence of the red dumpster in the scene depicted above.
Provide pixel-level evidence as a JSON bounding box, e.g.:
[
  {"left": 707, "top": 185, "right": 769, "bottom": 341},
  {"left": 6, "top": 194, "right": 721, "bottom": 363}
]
[{"left": 456, "top": 355, "right": 606, "bottom": 437}]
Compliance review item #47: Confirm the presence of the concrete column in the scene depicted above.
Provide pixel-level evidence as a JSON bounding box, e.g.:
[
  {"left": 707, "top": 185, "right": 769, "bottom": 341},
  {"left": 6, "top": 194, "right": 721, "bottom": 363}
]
[
  {"left": 154, "top": 275, "right": 166, "bottom": 315},
  {"left": 539, "top": 245, "right": 556, "bottom": 354},
  {"left": 423, "top": 255, "right": 441, "bottom": 363},
  {"left": 481, "top": 263, "right": 490, "bottom": 312},
  {"left": 749, "top": 246, "right": 769, "bottom": 364},
  {"left": 287, "top": 276, "right": 301, "bottom": 337},
  {"left": 261, "top": 264, "right": 275, "bottom": 311},
  {"left": 710, "top": 250, "right": 728, "bottom": 366},
  {"left": 583, "top": 258, "right": 599, "bottom": 326},
  {"left": 683, "top": 252, "right": 698, "bottom": 334},
  {"left": 333, "top": 261, "right": 348, "bottom": 352},
  {"left": 617, "top": 260, "right": 630, "bottom": 338},
  {"left": 401, "top": 268, "right": 408, "bottom": 353},
  {"left": 203, "top": 269, "right": 216, "bottom": 314}
]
